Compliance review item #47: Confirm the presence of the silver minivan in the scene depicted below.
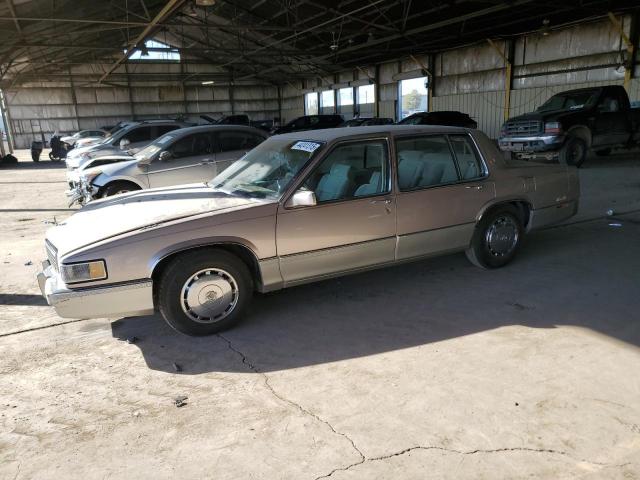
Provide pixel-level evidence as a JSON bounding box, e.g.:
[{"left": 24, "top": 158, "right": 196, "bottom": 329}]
[{"left": 70, "top": 125, "right": 268, "bottom": 204}]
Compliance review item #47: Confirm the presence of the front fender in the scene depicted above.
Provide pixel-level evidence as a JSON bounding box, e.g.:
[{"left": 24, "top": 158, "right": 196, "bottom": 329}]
[{"left": 93, "top": 174, "right": 146, "bottom": 190}]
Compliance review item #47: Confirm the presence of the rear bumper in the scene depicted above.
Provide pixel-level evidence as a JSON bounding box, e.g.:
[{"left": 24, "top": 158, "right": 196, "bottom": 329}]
[
  {"left": 38, "top": 260, "right": 154, "bottom": 319},
  {"left": 528, "top": 199, "right": 579, "bottom": 231}
]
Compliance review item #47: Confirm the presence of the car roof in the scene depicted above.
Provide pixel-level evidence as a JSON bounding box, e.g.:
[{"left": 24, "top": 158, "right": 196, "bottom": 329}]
[
  {"left": 162, "top": 124, "right": 268, "bottom": 138},
  {"left": 273, "top": 124, "right": 471, "bottom": 142}
]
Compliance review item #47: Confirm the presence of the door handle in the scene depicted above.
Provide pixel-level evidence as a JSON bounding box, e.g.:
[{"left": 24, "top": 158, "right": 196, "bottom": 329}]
[
  {"left": 465, "top": 185, "right": 484, "bottom": 190},
  {"left": 370, "top": 198, "right": 392, "bottom": 204}
]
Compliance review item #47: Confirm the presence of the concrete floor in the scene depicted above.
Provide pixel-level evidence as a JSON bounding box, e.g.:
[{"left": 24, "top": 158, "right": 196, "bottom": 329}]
[{"left": 1, "top": 150, "right": 639, "bottom": 479}]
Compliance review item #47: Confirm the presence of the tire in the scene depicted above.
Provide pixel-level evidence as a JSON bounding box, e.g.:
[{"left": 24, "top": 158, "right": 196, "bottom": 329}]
[
  {"left": 101, "top": 181, "right": 140, "bottom": 197},
  {"left": 157, "top": 249, "right": 253, "bottom": 336},
  {"left": 48, "top": 152, "right": 61, "bottom": 162},
  {"left": 595, "top": 148, "right": 611, "bottom": 157},
  {"left": 466, "top": 206, "right": 524, "bottom": 269},
  {"left": 559, "top": 136, "right": 587, "bottom": 167}
]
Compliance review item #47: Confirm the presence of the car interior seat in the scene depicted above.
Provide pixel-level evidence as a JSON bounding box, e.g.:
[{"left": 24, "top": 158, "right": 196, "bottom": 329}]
[
  {"left": 354, "top": 171, "right": 382, "bottom": 197},
  {"left": 315, "top": 163, "right": 353, "bottom": 201},
  {"left": 398, "top": 151, "right": 425, "bottom": 189}
]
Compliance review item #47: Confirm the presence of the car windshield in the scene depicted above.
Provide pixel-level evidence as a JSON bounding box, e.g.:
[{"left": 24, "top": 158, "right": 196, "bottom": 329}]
[
  {"left": 537, "top": 90, "right": 598, "bottom": 112},
  {"left": 134, "top": 133, "right": 175, "bottom": 162},
  {"left": 209, "top": 138, "right": 323, "bottom": 199}
]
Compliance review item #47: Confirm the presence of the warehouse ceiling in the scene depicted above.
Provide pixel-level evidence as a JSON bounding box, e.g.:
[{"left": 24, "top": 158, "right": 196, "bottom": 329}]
[{"left": 0, "top": 0, "right": 638, "bottom": 87}]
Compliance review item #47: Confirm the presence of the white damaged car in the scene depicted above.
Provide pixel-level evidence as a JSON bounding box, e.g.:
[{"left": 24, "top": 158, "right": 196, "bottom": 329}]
[{"left": 69, "top": 125, "right": 268, "bottom": 205}]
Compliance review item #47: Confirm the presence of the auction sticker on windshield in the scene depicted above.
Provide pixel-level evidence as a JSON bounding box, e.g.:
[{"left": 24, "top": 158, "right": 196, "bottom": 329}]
[{"left": 291, "top": 141, "right": 321, "bottom": 153}]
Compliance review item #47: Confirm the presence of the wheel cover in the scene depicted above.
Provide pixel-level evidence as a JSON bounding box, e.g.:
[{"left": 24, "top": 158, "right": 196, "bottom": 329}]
[
  {"left": 180, "top": 268, "right": 239, "bottom": 323},
  {"left": 485, "top": 216, "right": 519, "bottom": 257}
]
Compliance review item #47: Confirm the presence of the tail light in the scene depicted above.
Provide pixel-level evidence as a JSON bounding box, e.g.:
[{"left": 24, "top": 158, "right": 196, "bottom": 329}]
[{"left": 544, "top": 121, "right": 562, "bottom": 134}]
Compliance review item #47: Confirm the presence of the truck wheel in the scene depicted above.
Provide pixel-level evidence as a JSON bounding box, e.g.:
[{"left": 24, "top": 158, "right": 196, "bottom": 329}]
[
  {"left": 466, "top": 206, "right": 523, "bottom": 269},
  {"left": 595, "top": 148, "right": 611, "bottom": 157},
  {"left": 559, "top": 136, "right": 587, "bottom": 167},
  {"left": 157, "top": 249, "right": 253, "bottom": 336},
  {"left": 102, "top": 181, "right": 140, "bottom": 197}
]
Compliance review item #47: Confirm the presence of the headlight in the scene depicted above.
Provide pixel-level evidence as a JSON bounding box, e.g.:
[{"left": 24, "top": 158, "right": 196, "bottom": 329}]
[
  {"left": 60, "top": 260, "right": 107, "bottom": 283},
  {"left": 82, "top": 170, "right": 102, "bottom": 184}
]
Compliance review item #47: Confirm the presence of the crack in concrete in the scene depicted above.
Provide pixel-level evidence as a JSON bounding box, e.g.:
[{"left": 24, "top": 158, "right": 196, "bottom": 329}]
[
  {"left": 216, "top": 334, "right": 366, "bottom": 468},
  {"left": 216, "top": 334, "right": 634, "bottom": 480},
  {"left": 316, "top": 445, "right": 633, "bottom": 478}
]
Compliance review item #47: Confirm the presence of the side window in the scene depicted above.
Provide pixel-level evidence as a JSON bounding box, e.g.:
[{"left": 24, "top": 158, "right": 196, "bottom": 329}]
[
  {"left": 216, "top": 132, "right": 256, "bottom": 152},
  {"left": 192, "top": 133, "right": 213, "bottom": 155},
  {"left": 597, "top": 95, "right": 620, "bottom": 112},
  {"left": 246, "top": 134, "right": 265, "bottom": 149},
  {"left": 123, "top": 126, "right": 153, "bottom": 143},
  {"left": 169, "top": 135, "right": 194, "bottom": 158},
  {"left": 308, "top": 116, "right": 320, "bottom": 126},
  {"left": 396, "top": 135, "right": 459, "bottom": 191},
  {"left": 449, "top": 135, "right": 484, "bottom": 180},
  {"left": 303, "top": 140, "right": 390, "bottom": 202},
  {"left": 157, "top": 125, "right": 180, "bottom": 136}
]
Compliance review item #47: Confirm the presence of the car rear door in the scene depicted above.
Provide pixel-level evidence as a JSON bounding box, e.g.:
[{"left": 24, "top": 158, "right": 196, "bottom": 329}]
[
  {"left": 147, "top": 132, "right": 216, "bottom": 188},
  {"left": 395, "top": 133, "right": 495, "bottom": 260},
  {"left": 276, "top": 138, "right": 396, "bottom": 284}
]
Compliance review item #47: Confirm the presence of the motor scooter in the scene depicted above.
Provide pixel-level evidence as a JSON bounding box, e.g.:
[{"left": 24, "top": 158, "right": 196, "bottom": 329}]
[{"left": 48, "top": 132, "right": 67, "bottom": 161}]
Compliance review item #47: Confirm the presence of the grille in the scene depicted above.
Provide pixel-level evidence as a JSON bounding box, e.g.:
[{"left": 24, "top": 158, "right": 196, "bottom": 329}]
[
  {"left": 45, "top": 240, "right": 58, "bottom": 272},
  {"left": 504, "top": 120, "right": 542, "bottom": 136}
]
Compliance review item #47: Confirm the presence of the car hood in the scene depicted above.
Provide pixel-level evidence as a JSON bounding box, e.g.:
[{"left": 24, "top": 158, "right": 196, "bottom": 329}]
[
  {"left": 60, "top": 136, "right": 76, "bottom": 144},
  {"left": 506, "top": 109, "right": 579, "bottom": 124},
  {"left": 47, "top": 184, "right": 263, "bottom": 257},
  {"left": 78, "top": 155, "right": 137, "bottom": 173}
]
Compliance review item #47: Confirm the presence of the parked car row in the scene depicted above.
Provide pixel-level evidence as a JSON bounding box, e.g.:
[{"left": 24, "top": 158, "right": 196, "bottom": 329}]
[
  {"left": 38, "top": 124, "right": 580, "bottom": 336},
  {"left": 64, "top": 111, "right": 482, "bottom": 205}
]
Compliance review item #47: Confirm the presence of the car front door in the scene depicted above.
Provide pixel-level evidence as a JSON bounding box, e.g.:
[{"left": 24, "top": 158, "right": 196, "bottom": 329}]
[
  {"left": 276, "top": 138, "right": 396, "bottom": 285},
  {"left": 147, "top": 132, "right": 216, "bottom": 188},
  {"left": 394, "top": 133, "right": 495, "bottom": 260},
  {"left": 213, "top": 130, "right": 265, "bottom": 177},
  {"left": 592, "top": 91, "right": 631, "bottom": 147}
]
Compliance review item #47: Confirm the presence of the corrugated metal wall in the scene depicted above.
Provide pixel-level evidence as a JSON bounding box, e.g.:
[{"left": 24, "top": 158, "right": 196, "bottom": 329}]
[
  {"left": 5, "top": 14, "right": 640, "bottom": 147},
  {"left": 5, "top": 80, "right": 281, "bottom": 148},
  {"left": 285, "top": 15, "right": 640, "bottom": 139}
]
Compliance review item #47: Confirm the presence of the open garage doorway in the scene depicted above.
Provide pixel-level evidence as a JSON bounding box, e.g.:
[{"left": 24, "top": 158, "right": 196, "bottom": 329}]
[{"left": 398, "top": 76, "right": 429, "bottom": 120}]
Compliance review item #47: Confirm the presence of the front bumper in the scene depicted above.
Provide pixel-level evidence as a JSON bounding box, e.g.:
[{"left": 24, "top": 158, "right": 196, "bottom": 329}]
[
  {"left": 65, "top": 179, "right": 98, "bottom": 206},
  {"left": 498, "top": 134, "right": 565, "bottom": 153},
  {"left": 38, "top": 260, "right": 154, "bottom": 319}
]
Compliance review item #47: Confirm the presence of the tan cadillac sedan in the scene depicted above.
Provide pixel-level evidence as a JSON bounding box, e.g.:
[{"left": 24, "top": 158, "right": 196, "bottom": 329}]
[{"left": 38, "top": 125, "right": 579, "bottom": 335}]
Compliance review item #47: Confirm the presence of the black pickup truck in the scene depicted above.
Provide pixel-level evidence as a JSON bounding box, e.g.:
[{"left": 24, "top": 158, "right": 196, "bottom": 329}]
[{"left": 498, "top": 85, "right": 640, "bottom": 167}]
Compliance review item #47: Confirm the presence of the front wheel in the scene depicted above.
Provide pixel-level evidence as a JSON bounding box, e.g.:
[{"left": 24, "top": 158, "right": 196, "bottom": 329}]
[
  {"left": 157, "top": 249, "right": 253, "bottom": 336},
  {"left": 101, "top": 181, "right": 140, "bottom": 197},
  {"left": 559, "top": 136, "right": 587, "bottom": 167},
  {"left": 466, "top": 206, "right": 523, "bottom": 269}
]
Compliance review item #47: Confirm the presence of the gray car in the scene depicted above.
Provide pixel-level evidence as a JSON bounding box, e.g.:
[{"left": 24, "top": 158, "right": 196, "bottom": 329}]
[
  {"left": 69, "top": 125, "right": 269, "bottom": 204},
  {"left": 38, "top": 125, "right": 579, "bottom": 336}
]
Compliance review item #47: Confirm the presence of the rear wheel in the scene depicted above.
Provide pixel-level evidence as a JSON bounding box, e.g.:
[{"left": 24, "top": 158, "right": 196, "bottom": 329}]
[
  {"left": 157, "top": 249, "right": 253, "bottom": 336},
  {"left": 101, "top": 181, "right": 140, "bottom": 197},
  {"left": 559, "top": 136, "right": 587, "bottom": 167},
  {"left": 466, "top": 206, "right": 523, "bottom": 269}
]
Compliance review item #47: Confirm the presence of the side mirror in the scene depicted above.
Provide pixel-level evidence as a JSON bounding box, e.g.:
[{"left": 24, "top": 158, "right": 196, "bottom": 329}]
[
  {"left": 119, "top": 138, "right": 131, "bottom": 150},
  {"left": 158, "top": 151, "right": 172, "bottom": 162},
  {"left": 285, "top": 189, "right": 317, "bottom": 209}
]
